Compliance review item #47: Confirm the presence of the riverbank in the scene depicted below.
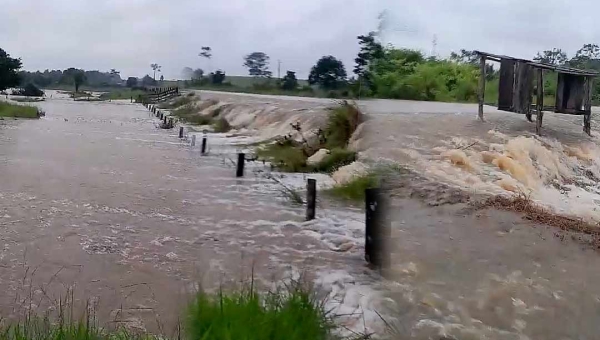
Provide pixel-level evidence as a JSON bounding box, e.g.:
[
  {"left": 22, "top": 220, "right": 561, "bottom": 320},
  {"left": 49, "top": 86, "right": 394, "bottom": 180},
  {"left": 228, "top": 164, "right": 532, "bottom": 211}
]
[{"left": 0, "top": 101, "right": 41, "bottom": 118}]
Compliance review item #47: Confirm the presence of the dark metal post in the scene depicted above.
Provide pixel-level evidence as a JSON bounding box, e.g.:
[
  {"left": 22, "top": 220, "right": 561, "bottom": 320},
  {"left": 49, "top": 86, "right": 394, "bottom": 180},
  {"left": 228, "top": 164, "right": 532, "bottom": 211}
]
[
  {"left": 179, "top": 127, "right": 184, "bottom": 138},
  {"left": 163, "top": 115, "right": 167, "bottom": 125},
  {"left": 236, "top": 153, "right": 245, "bottom": 177},
  {"left": 478, "top": 54, "right": 486, "bottom": 121},
  {"left": 306, "top": 179, "right": 316, "bottom": 221},
  {"left": 365, "top": 188, "right": 390, "bottom": 271},
  {"left": 201, "top": 136, "right": 207, "bottom": 154}
]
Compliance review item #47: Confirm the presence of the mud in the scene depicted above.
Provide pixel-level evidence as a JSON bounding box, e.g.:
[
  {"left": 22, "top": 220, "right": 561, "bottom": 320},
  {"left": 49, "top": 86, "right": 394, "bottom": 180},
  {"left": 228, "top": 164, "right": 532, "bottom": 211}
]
[{"left": 0, "top": 92, "right": 387, "bottom": 336}]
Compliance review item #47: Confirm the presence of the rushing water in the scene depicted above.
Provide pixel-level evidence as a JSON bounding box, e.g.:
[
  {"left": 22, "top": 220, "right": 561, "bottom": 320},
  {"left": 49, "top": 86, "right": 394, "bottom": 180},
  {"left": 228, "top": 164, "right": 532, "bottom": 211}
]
[
  {"left": 357, "top": 100, "right": 600, "bottom": 339},
  {"left": 0, "top": 92, "right": 386, "bottom": 336}
]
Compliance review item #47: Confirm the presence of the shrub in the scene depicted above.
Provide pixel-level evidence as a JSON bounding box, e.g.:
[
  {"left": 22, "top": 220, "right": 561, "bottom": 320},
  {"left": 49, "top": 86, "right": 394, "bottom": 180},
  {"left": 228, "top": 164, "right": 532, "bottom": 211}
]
[
  {"left": 310, "top": 148, "right": 356, "bottom": 173},
  {"left": 257, "top": 141, "right": 308, "bottom": 172},
  {"left": 323, "top": 101, "right": 363, "bottom": 149},
  {"left": 12, "top": 83, "right": 44, "bottom": 97},
  {"left": 326, "top": 174, "right": 378, "bottom": 201},
  {"left": 213, "top": 117, "right": 231, "bottom": 133}
]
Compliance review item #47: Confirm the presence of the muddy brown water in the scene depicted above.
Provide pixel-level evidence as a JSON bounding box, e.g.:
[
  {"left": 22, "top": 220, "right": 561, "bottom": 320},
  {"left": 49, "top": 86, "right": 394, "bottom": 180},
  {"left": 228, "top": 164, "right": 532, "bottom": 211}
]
[{"left": 0, "top": 96, "right": 376, "bottom": 335}]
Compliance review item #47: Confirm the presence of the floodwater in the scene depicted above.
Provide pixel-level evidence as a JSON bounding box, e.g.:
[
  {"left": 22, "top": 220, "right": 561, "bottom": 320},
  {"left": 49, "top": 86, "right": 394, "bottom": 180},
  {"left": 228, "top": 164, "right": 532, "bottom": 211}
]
[
  {"left": 356, "top": 100, "right": 600, "bottom": 339},
  {"left": 0, "top": 92, "right": 386, "bottom": 336}
]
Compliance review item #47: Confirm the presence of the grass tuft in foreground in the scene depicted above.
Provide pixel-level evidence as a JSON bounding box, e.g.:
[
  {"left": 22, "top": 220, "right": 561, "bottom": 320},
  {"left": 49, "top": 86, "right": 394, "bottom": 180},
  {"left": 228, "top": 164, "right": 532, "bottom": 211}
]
[
  {"left": 186, "top": 282, "right": 332, "bottom": 340},
  {"left": 311, "top": 149, "right": 356, "bottom": 173},
  {"left": 257, "top": 140, "right": 308, "bottom": 172},
  {"left": 0, "top": 102, "right": 40, "bottom": 118},
  {"left": 326, "top": 174, "right": 378, "bottom": 202}
]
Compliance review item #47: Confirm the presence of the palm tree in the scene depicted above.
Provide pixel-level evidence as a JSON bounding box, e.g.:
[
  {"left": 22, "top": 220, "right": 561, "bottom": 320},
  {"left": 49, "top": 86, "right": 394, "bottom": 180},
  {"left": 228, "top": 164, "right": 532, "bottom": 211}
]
[{"left": 151, "top": 63, "right": 161, "bottom": 80}]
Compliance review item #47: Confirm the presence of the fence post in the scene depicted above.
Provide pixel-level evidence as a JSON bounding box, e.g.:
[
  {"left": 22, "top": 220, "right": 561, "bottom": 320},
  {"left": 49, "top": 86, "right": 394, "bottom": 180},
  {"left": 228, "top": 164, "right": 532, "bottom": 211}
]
[
  {"left": 191, "top": 135, "right": 196, "bottom": 147},
  {"left": 365, "top": 188, "right": 390, "bottom": 271},
  {"left": 179, "top": 127, "right": 184, "bottom": 138},
  {"left": 163, "top": 116, "right": 167, "bottom": 125},
  {"left": 201, "top": 136, "right": 207, "bottom": 154},
  {"left": 236, "top": 153, "right": 245, "bottom": 177},
  {"left": 306, "top": 179, "right": 317, "bottom": 221}
]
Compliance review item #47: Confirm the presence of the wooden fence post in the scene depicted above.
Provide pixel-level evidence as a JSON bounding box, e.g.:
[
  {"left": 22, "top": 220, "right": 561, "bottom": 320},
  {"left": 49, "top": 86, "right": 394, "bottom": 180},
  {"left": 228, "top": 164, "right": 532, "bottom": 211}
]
[
  {"left": 179, "top": 127, "right": 184, "bottom": 138},
  {"left": 478, "top": 55, "right": 486, "bottom": 121},
  {"left": 191, "top": 135, "right": 196, "bottom": 147},
  {"left": 306, "top": 179, "right": 316, "bottom": 221},
  {"left": 201, "top": 136, "right": 207, "bottom": 154},
  {"left": 236, "top": 153, "right": 245, "bottom": 177},
  {"left": 365, "top": 188, "right": 390, "bottom": 271}
]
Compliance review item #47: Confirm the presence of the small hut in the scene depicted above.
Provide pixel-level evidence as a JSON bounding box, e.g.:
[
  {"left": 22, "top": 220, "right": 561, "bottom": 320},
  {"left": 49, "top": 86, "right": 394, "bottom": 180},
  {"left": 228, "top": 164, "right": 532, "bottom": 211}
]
[{"left": 475, "top": 51, "right": 598, "bottom": 135}]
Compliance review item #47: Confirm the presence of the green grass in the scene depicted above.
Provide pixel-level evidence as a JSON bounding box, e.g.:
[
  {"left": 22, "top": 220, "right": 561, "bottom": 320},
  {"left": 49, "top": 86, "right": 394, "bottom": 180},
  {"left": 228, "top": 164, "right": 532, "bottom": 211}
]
[
  {"left": 0, "top": 102, "right": 40, "bottom": 118},
  {"left": 323, "top": 102, "right": 363, "bottom": 150},
  {"left": 99, "top": 89, "right": 146, "bottom": 101},
  {"left": 0, "top": 280, "right": 336, "bottom": 340},
  {"left": 257, "top": 142, "right": 309, "bottom": 172},
  {"left": 186, "top": 283, "right": 331, "bottom": 340},
  {"left": 212, "top": 117, "right": 231, "bottom": 133},
  {"left": 158, "top": 94, "right": 196, "bottom": 109},
  {"left": 310, "top": 149, "right": 356, "bottom": 173},
  {"left": 326, "top": 174, "right": 378, "bottom": 202}
]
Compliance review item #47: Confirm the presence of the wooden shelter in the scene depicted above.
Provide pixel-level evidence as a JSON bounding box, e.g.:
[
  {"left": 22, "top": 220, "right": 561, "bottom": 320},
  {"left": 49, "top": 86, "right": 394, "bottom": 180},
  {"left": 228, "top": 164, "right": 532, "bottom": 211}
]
[{"left": 475, "top": 51, "right": 598, "bottom": 135}]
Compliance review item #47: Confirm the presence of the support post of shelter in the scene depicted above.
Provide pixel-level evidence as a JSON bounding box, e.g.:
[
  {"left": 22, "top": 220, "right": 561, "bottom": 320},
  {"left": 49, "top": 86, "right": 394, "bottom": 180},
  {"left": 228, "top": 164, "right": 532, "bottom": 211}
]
[
  {"left": 536, "top": 69, "right": 544, "bottom": 135},
  {"left": 478, "top": 55, "right": 486, "bottom": 121},
  {"left": 584, "top": 77, "right": 593, "bottom": 136}
]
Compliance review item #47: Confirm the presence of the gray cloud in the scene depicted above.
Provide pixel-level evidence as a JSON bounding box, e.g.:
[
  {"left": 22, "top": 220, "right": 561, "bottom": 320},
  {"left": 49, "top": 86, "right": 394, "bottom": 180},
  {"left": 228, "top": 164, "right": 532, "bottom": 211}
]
[{"left": 1, "top": 0, "right": 598, "bottom": 79}]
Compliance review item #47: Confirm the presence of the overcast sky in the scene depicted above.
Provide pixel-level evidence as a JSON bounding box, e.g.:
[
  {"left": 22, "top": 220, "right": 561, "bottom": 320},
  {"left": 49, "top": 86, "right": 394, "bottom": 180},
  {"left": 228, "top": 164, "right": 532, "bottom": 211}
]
[{"left": 1, "top": 0, "right": 598, "bottom": 80}]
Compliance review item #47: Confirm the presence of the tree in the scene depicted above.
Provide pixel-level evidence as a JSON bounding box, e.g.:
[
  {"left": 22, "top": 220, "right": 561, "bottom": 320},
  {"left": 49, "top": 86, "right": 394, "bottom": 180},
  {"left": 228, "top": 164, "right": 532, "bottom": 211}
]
[
  {"left": 280, "top": 71, "right": 298, "bottom": 90},
  {"left": 73, "top": 70, "right": 86, "bottom": 93},
  {"left": 110, "top": 69, "right": 120, "bottom": 75},
  {"left": 192, "top": 68, "right": 204, "bottom": 80},
  {"left": 199, "top": 46, "right": 212, "bottom": 59},
  {"left": 181, "top": 67, "right": 194, "bottom": 80},
  {"left": 150, "top": 63, "right": 161, "bottom": 80},
  {"left": 570, "top": 44, "right": 600, "bottom": 68},
  {"left": 0, "top": 48, "right": 22, "bottom": 91},
  {"left": 308, "top": 56, "right": 347, "bottom": 90},
  {"left": 200, "top": 46, "right": 212, "bottom": 72},
  {"left": 533, "top": 49, "right": 567, "bottom": 66},
  {"left": 210, "top": 70, "right": 226, "bottom": 85},
  {"left": 126, "top": 77, "right": 138, "bottom": 88},
  {"left": 449, "top": 49, "right": 479, "bottom": 64},
  {"left": 243, "top": 52, "right": 272, "bottom": 77},
  {"left": 354, "top": 32, "right": 384, "bottom": 77},
  {"left": 141, "top": 75, "right": 157, "bottom": 87}
]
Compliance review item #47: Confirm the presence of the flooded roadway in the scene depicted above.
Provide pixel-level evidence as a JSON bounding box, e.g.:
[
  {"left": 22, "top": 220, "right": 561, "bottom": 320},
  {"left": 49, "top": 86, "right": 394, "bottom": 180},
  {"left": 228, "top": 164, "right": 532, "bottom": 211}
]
[{"left": 0, "top": 93, "right": 384, "bottom": 336}]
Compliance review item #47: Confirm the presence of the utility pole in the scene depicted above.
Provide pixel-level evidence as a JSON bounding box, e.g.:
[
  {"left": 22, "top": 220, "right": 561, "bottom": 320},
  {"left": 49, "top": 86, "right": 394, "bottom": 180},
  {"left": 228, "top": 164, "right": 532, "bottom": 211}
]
[{"left": 277, "top": 60, "right": 281, "bottom": 79}]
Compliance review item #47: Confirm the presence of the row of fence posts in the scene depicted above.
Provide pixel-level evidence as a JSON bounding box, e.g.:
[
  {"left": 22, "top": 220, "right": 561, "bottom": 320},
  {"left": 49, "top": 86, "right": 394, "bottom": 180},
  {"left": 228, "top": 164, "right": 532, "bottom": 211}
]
[{"left": 143, "top": 101, "right": 389, "bottom": 273}]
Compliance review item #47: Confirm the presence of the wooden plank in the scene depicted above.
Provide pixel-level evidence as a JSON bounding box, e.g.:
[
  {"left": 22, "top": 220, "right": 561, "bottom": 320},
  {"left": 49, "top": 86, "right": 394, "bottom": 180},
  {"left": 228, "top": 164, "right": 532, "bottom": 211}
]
[
  {"left": 498, "top": 59, "right": 516, "bottom": 111},
  {"left": 478, "top": 55, "right": 486, "bottom": 121},
  {"left": 536, "top": 69, "right": 544, "bottom": 135}
]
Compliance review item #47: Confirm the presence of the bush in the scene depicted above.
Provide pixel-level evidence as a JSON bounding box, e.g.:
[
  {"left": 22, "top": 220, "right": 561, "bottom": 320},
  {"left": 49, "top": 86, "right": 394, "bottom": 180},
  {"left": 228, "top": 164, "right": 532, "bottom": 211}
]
[
  {"left": 257, "top": 141, "right": 308, "bottom": 172},
  {"left": 310, "top": 148, "right": 356, "bottom": 173},
  {"left": 213, "top": 117, "right": 231, "bottom": 133},
  {"left": 323, "top": 101, "right": 363, "bottom": 149},
  {"left": 326, "top": 174, "right": 378, "bottom": 201},
  {"left": 0, "top": 102, "right": 40, "bottom": 118},
  {"left": 12, "top": 83, "right": 44, "bottom": 97}
]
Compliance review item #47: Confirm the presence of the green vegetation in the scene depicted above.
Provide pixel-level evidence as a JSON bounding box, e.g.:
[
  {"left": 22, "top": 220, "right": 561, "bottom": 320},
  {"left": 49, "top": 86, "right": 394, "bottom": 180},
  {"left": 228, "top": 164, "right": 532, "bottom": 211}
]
[
  {"left": 257, "top": 140, "right": 308, "bottom": 172},
  {"left": 0, "top": 102, "right": 39, "bottom": 118},
  {"left": 325, "top": 174, "right": 378, "bottom": 202},
  {"left": 0, "top": 280, "right": 336, "bottom": 340},
  {"left": 186, "top": 283, "right": 331, "bottom": 340},
  {"left": 0, "top": 48, "right": 22, "bottom": 91},
  {"left": 172, "top": 105, "right": 213, "bottom": 125},
  {"left": 99, "top": 89, "right": 145, "bottom": 101},
  {"left": 311, "top": 149, "right": 356, "bottom": 173},
  {"left": 158, "top": 94, "right": 196, "bottom": 109},
  {"left": 256, "top": 101, "right": 363, "bottom": 173},
  {"left": 213, "top": 117, "right": 231, "bottom": 133}
]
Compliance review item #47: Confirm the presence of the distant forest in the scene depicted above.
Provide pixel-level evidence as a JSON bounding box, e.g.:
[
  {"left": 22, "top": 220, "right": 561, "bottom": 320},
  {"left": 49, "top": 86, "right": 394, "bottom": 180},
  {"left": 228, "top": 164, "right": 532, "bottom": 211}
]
[{"left": 18, "top": 68, "right": 124, "bottom": 88}]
